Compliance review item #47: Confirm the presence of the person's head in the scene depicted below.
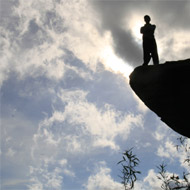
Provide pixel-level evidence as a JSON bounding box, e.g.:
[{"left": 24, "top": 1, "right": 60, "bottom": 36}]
[{"left": 144, "top": 15, "right": 151, "bottom": 23}]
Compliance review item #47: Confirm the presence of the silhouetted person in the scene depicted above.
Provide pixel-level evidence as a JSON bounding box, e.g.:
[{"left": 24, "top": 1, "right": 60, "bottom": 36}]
[{"left": 140, "top": 15, "right": 159, "bottom": 65}]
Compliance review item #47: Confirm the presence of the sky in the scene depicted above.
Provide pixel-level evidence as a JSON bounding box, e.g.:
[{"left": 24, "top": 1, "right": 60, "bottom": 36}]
[{"left": 1, "top": 0, "right": 190, "bottom": 189}]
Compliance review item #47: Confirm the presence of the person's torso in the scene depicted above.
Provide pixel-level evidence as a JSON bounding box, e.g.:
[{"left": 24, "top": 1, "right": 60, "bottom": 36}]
[{"left": 141, "top": 24, "right": 156, "bottom": 39}]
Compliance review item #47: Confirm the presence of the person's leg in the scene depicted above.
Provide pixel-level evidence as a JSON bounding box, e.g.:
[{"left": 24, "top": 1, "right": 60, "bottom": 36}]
[
  {"left": 143, "top": 48, "right": 151, "bottom": 65},
  {"left": 152, "top": 41, "right": 159, "bottom": 65}
]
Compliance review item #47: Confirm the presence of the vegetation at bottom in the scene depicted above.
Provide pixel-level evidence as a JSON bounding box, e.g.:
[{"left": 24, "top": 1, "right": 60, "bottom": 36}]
[{"left": 118, "top": 136, "right": 190, "bottom": 190}]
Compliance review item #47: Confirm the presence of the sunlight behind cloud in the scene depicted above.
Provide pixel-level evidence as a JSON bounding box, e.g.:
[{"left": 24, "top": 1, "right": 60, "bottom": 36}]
[
  {"left": 100, "top": 45, "right": 133, "bottom": 80},
  {"left": 128, "top": 15, "right": 144, "bottom": 43},
  {"left": 131, "top": 21, "right": 143, "bottom": 42}
]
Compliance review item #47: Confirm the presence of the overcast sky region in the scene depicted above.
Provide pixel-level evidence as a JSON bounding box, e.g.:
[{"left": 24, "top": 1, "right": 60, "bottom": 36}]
[{"left": 1, "top": 0, "right": 190, "bottom": 190}]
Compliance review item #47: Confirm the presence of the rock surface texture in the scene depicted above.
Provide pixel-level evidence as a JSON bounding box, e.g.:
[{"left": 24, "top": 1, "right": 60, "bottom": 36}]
[{"left": 129, "top": 59, "right": 190, "bottom": 138}]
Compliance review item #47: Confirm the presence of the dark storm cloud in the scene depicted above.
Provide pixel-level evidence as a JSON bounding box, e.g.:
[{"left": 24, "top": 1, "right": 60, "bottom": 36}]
[
  {"left": 91, "top": 1, "right": 144, "bottom": 66},
  {"left": 111, "top": 26, "right": 142, "bottom": 65},
  {"left": 151, "top": 1, "right": 190, "bottom": 30},
  {"left": 90, "top": 0, "right": 190, "bottom": 66}
]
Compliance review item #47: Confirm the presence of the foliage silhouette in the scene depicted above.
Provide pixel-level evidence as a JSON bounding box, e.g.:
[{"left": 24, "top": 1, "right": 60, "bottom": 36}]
[
  {"left": 117, "top": 148, "right": 141, "bottom": 190},
  {"left": 118, "top": 137, "right": 190, "bottom": 190}
]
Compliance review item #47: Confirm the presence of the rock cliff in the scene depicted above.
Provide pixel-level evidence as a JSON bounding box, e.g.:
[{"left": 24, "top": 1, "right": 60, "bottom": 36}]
[{"left": 129, "top": 59, "right": 190, "bottom": 138}]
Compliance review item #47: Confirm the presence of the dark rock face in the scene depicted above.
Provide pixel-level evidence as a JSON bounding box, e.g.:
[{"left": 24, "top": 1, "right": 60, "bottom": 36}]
[{"left": 129, "top": 59, "right": 190, "bottom": 138}]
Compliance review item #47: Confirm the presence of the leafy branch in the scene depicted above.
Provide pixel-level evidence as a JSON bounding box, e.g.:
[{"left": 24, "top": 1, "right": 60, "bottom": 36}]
[
  {"left": 156, "top": 136, "right": 190, "bottom": 190},
  {"left": 117, "top": 148, "right": 141, "bottom": 190},
  {"left": 157, "top": 163, "right": 190, "bottom": 190},
  {"left": 118, "top": 137, "right": 190, "bottom": 190}
]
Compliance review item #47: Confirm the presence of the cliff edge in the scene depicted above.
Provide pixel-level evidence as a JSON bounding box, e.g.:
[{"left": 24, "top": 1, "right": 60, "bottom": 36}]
[{"left": 129, "top": 59, "right": 190, "bottom": 138}]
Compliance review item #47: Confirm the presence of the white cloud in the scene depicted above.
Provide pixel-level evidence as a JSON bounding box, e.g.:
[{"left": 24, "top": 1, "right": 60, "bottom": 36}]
[
  {"left": 2, "top": 179, "right": 30, "bottom": 189},
  {"left": 59, "top": 159, "right": 75, "bottom": 177},
  {"left": 157, "top": 138, "right": 190, "bottom": 171},
  {"left": 85, "top": 162, "right": 122, "bottom": 190},
  {"left": 29, "top": 88, "right": 143, "bottom": 188},
  {"left": 32, "top": 89, "right": 143, "bottom": 167},
  {"left": 28, "top": 163, "right": 69, "bottom": 190},
  {"left": 6, "top": 148, "right": 16, "bottom": 157},
  {"left": 0, "top": 26, "right": 12, "bottom": 86},
  {"left": 58, "top": 89, "right": 143, "bottom": 150},
  {"left": 59, "top": 159, "right": 67, "bottom": 167},
  {"left": 54, "top": 0, "right": 107, "bottom": 71},
  {"left": 125, "top": 169, "right": 162, "bottom": 190},
  {"left": 46, "top": 167, "right": 63, "bottom": 189},
  {"left": 158, "top": 30, "right": 190, "bottom": 62},
  {"left": 1, "top": 0, "right": 139, "bottom": 88},
  {"left": 5, "top": 0, "right": 99, "bottom": 76},
  {"left": 157, "top": 140, "right": 178, "bottom": 160},
  {"left": 142, "top": 169, "right": 189, "bottom": 190},
  {"left": 63, "top": 169, "right": 75, "bottom": 177},
  {"left": 121, "top": 167, "right": 189, "bottom": 190},
  {"left": 1, "top": 111, "right": 36, "bottom": 161},
  {"left": 153, "top": 124, "right": 171, "bottom": 141},
  {"left": 1, "top": 111, "right": 40, "bottom": 190},
  {"left": 143, "top": 169, "right": 162, "bottom": 190},
  {"left": 27, "top": 179, "right": 43, "bottom": 190},
  {"left": 0, "top": 0, "right": 66, "bottom": 84},
  {"left": 43, "top": 128, "right": 61, "bottom": 146}
]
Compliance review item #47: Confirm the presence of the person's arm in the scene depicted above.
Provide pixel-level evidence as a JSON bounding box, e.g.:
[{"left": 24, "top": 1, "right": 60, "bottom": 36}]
[
  {"left": 140, "top": 26, "right": 144, "bottom": 34},
  {"left": 152, "top": 24, "right": 156, "bottom": 32}
]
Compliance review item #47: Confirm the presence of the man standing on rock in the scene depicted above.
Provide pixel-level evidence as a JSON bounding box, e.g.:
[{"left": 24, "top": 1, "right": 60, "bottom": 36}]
[{"left": 140, "top": 15, "right": 159, "bottom": 65}]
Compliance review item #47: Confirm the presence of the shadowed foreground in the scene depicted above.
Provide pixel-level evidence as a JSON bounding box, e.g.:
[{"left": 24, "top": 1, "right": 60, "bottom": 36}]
[{"left": 129, "top": 59, "right": 190, "bottom": 138}]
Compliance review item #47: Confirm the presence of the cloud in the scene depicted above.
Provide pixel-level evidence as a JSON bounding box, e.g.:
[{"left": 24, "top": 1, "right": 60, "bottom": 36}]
[
  {"left": 1, "top": 26, "right": 145, "bottom": 187},
  {"left": 143, "top": 169, "right": 162, "bottom": 190},
  {"left": 28, "top": 156, "right": 75, "bottom": 190},
  {"left": 131, "top": 167, "right": 189, "bottom": 190},
  {"left": 0, "top": 0, "right": 100, "bottom": 86},
  {"left": 0, "top": 0, "right": 65, "bottom": 85},
  {"left": 1, "top": 111, "right": 38, "bottom": 190},
  {"left": 58, "top": 89, "right": 143, "bottom": 149},
  {"left": 85, "top": 162, "right": 122, "bottom": 190},
  {"left": 90, "top": 1, "right": 190, "bottom": 65},
  {"left": 2, "top": 179, "right": 30, "bottom": 190},
  {"left": 29, "top": 88, "right": 143, "bottom": 188},
  {"left": 157, "top": 140, "right": 177, "bottom": 159},
  {"left": 156, "top": 137, "right": 190, "bottom": 171},
  {"left": 33, "top": 88, "right": 143, "bottom": 154},
  {"left": 1, "top": 0, "right": 190, "bottom": 86},
  {"left": 90, "top": 1, "right": 142, "bottom": 66},
  {"left": 2, "top": 1, "right": 189, "bottom": 189},
  {"left": 59, "top": 159, "right": 67, "bottom": 167},
  {"left": 28, "top": 167, "right": 63, "bottom": 190},
  {"left": 6, "top": 148, "right": 16, "bottom": 157},
  {"left": 0, "top": 0, "right": 144, "bottom": 88},
  {"left": 153, "top": 124, "right": 172, "bottom": 141},
  {"left": 143, "top": 168, "right": 189, "bottom": 190},
  {"left": 153, "top": 122, "right": 190, "bottom": 171}
]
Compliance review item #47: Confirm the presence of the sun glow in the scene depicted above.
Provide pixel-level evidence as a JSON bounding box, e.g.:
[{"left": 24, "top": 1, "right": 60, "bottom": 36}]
[
  {"left": 131, "top": 21, "right": 143, "bottom": 41},
  {"left": 100, "top": 46, "right": 133, "bottom": 80},
  {"left": 128, "top": 15, "right": 144, "bottom": 43},
  {"left": 131, "top": 20, "right": 144, "bottom": 42}
]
